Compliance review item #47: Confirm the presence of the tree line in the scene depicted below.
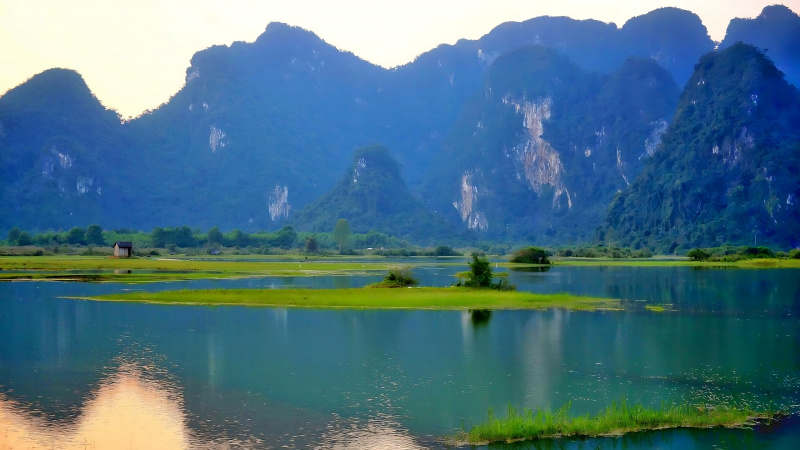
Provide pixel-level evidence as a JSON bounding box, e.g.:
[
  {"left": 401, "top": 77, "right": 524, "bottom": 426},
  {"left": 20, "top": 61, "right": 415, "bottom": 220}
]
[{"left": 2, "top": 220, "right": 406, "bottom": 252}]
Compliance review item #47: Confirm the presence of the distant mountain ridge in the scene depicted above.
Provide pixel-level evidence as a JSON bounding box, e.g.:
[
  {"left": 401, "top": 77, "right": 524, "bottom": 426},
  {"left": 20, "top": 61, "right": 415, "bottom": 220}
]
[{"left": 1, "top": 5, "right": 798, "bottom": 251}]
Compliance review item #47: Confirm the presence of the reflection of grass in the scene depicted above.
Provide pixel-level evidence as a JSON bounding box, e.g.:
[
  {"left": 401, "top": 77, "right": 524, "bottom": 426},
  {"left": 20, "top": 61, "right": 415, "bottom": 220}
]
[
  {"left": 645, "top": 305, "right": 666, "bottom": 312},
  {"left": 462, "top": 400, "right": 780, "bottom": 445},
  {"left": 86, "top": 287, "right": 618, "bottom": 310}
]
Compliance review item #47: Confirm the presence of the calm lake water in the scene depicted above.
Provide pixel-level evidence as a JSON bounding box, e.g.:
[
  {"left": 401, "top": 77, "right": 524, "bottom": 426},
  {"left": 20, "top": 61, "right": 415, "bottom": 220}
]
[{"left": 1, "top": 264, "right": 799, "bottom": 448}]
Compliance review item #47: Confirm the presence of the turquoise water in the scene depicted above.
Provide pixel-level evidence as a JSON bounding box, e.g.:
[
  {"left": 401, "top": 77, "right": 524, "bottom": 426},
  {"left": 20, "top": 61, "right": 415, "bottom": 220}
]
[{"left": 0, "top": 265, "right": 798, "bottom": 448}]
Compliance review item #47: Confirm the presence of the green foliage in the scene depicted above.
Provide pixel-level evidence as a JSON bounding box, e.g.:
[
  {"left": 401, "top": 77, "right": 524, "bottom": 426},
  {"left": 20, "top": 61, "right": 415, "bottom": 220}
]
[
  {"left": 510, "top": 247, "right": 551, "bottom": 264},
  {"left": 374, "top": 267, "right": 419, "bottom": 288},
  {"left": 7, "top": 227, "right": 20, "bottom": 245},
  {"left": 333, "top": 219, "right": 351, "bottom": 252},
  {"left": 66, "top": 227, "right": 86, "bottom": 245},
  {"left": 207, "top": 227, "right": 223, "bottom": 246},
  {"left": 17, "top": 231, "right": 33, "bottom": 246},
  {"left": 85, "top": 224, "right": 104, "bottom": 246},
  {"left": 789, "top": 249, "right": 800, "bottom": 259},
  {"left": 557, "top": 246, "right": 653, "bottom": 258},
  {"left": 465, "top": 253, "right": 493, "bottom": 288},
  {"left": 687, "top": 248, "right": 711, "bottom": 261},
  {"left": 304, "top": 236, "right": 319, "bottom": 253},
  {"left": 432, "top": 245, "right": 461, "bottom": 256}
]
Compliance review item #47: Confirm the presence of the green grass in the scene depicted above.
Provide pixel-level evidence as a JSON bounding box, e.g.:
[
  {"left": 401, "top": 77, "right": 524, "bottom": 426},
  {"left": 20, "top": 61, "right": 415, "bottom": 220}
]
[
  {"left": 462, "top": 400, "right": 780, "bottom": 445},
  {"left": 86, "top": 287, "right": 619, "bottom": 311},
  {"left": 0, "top": 255, "right": 401, "bottom": 282},
  {"left": 2, "top": 255, "right": 796, "bottom": 283}
]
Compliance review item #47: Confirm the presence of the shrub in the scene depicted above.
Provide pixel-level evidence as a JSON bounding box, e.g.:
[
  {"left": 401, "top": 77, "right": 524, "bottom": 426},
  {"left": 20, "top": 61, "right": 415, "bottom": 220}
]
[
  {"left": 687, "top": 248, "right": 711, "bottom": 261},
  {"left": 376, "top": 268, "right": 419, "bottom": 288},
  {"left": 432, "top": 245, "right": 461, "bottom": 256},
  {"left": 510, "top": 247, "right": 550, "bottom": 264}
]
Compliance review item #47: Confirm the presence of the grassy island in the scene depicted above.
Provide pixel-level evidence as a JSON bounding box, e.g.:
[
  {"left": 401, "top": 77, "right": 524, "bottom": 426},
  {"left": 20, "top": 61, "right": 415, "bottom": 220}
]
[
  {"left": 86, "top": 287, "right": 618, "bottom": 310},
  {"left": 461, "top": 400, "right": 781, "bottom": 445}
]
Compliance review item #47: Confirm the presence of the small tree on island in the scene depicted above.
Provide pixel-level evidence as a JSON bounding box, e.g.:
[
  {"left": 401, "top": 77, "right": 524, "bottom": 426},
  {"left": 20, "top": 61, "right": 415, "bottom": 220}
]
[
  {"left": 463, "top": 253, "right": 516, "bottom": 291},
  {"left": 465, "top": 253, "right": 494, "bottom": 288}
]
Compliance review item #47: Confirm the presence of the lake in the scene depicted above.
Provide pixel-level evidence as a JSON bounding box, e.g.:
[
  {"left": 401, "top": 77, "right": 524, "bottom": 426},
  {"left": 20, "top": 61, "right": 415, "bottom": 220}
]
[{"left": 1, "top": 263, "right": 798, "bottom": 448}]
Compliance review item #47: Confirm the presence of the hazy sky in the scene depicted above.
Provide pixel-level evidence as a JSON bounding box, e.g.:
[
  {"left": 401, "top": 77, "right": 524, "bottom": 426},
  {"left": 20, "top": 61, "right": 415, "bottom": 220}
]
[{"left": 2, "top": 0, "right": 798, "bottom": 118}]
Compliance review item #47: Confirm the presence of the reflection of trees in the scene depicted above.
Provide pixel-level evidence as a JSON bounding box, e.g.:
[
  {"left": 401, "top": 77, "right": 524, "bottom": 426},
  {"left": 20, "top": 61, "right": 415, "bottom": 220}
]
[{"left": 469, "top": 308, "right": 492, "bottom": 326}]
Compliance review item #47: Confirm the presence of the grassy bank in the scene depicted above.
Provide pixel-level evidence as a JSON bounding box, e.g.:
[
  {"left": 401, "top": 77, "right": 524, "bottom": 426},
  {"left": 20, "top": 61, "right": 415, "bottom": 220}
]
[
  {"left": 86, "top": 287, "right": 618, "bottom": 310},
  {"left": 462, "top": 400, "right": 780, "bottom": 445},
  {"left": 0, "top": 255, "right": 401, "bottom": 282}
]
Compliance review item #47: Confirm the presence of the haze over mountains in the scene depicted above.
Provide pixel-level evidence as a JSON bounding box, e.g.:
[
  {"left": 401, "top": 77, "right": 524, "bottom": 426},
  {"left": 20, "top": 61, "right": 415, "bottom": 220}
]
[{"left": 1, "top": 5, "right": 799, "bottom": 249}]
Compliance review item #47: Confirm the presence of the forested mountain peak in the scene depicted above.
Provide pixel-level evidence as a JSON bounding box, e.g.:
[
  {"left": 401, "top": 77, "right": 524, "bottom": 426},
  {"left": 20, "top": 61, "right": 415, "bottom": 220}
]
[
  {"left": 602, "top": 43, "right": 800, "bottom": 251},
  {"left": 721, "top": 4, "right": 800, "bottom": 86},
  {"left": 0, "top": 68, "right": 112, "bottom": 117},
  {"left": 293, "top": 145, "right": 456, "bottom": 243}
]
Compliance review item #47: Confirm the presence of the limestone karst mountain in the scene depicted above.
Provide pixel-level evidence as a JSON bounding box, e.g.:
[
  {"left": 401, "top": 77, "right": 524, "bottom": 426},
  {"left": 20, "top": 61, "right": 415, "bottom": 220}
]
[
  {"left": 1, "top": 6, "right": 798, "bottom": 250},
  {"left": 602, "top": 43, "right": 800, "bottom": 251}
]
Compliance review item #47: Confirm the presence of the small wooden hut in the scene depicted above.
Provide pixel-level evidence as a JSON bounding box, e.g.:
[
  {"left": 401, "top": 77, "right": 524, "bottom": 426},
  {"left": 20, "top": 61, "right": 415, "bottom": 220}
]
[{"left": 113, "top": 241, "right": 133, "bottom": 258}]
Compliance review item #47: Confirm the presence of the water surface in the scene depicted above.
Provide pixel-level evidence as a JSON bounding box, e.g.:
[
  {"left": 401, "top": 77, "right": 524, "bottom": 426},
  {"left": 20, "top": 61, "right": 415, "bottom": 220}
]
[{"left": 1, "top": 265, "right": 798, "bottom": 448}]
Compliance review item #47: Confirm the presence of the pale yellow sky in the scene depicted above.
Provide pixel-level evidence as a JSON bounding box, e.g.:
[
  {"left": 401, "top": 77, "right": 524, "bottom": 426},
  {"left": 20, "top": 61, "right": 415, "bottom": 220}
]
[{"left": 1, "top": 0, "right": 798, "bottom": 118}]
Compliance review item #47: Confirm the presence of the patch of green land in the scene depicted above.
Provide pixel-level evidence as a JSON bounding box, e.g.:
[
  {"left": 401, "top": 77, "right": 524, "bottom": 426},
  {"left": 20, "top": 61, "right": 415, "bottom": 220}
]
[
  {"left": 0, "top": 255, "right": 399, "bottom": 282},
  {"left": 86, "top": 287, "right": 618, "bottom": 310},
  {"left": 461, "top": 401, "right": 781, "bottom": 445}
]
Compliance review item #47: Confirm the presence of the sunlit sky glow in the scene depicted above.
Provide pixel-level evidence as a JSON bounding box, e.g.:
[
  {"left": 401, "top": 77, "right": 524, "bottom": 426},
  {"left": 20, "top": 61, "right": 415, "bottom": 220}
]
[{"left": 1, "top": 0, "right": 798, "bottom": 118}]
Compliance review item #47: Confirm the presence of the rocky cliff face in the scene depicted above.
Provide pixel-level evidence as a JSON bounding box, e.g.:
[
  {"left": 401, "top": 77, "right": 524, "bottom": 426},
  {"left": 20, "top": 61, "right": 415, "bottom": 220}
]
[{"left": 426, "top": 46, "right": 678, "bottom": 242}]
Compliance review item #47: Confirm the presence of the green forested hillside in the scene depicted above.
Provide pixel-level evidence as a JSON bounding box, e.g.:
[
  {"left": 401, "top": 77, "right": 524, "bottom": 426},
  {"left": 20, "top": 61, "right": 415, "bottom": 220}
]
[
  {"left": 292, "top": 145, "right": 459, "bottom": 244},
  {"left": 0, "top": 69, "right": 132, "bottom": 230},
  {"left": 602, "top": 43, "right": 800, "bottom": 251}
]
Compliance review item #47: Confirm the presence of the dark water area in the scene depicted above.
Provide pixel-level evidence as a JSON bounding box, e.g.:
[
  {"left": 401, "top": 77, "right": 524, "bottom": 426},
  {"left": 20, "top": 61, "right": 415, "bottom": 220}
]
[{"left": 1, "top": 265, "right": 799, "bottom": 448}]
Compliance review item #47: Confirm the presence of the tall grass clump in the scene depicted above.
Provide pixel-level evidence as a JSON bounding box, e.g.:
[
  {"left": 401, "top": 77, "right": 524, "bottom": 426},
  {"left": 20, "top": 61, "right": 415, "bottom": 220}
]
[{"left": 466, "top": 399, "right": 779, "bottom": 444}]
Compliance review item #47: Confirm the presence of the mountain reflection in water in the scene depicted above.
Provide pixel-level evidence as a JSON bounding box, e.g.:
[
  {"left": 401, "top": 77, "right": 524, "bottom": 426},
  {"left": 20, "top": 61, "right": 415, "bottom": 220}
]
[{"left": 0, "top": 363, "right": 194, "bottom": 449}]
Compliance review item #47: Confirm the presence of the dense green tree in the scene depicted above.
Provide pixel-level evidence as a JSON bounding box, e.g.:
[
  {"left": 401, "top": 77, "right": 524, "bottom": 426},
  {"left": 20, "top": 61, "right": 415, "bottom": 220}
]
[
  {"left": 510, "top": 247, "right": 551, "bottom": 264},
  {"left": 151, "top": 227, "right": 167, "bottom": 248},
  {"left": 85, "top": 224, "right": 104, "bottom": 246},
  {"left": 333, "top": 219, "right": 351, "bottom": 252},
  {"left": 229, "top": 229, "right": 249, "bottom": 248},
  {"left": 687, "top": 248, "right": 711, "bottom": 261},
  {"left": 17, "top": 231, "right": 33, "bottom": 246},
  {"left": 271, "top": 226, "right": 297, "bottom": 249},
  {"left": 66, "top": 227, "right": 86, "bottom": 245},
  {"left": 207, "top": 226, "right": 223, "bottom": 246},
  {"left": 466, "top": 253, "right": 493, "bottom": 288},
  {"left": 305, "top": 235, "right": 319, "bottom": 253},
  {"left": 7, "top": 227, "right": 20, "bottom": 245}
]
